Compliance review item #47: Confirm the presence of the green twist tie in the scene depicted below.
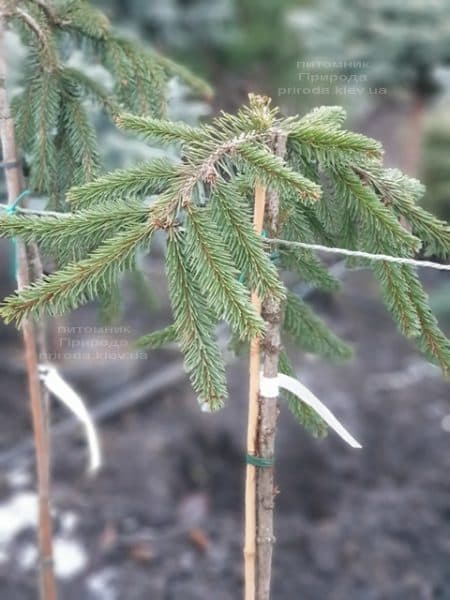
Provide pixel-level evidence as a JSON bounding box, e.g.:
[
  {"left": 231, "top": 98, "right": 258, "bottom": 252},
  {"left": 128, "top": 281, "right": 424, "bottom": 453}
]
[
  {"left": 6, "top": 189, "right": 31, "bottom": 215},
  {"left": 246, "top": 453, "right": 274, "bottom": 468},
  {"left": 262, "top": 230, "right": 279, "bottom": 262}
]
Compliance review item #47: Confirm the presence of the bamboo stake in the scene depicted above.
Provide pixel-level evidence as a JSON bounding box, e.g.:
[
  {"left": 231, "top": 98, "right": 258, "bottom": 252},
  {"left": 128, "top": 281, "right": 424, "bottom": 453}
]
[
  {"left": 244, "top": 182, "right": 266, "bottom": 600},
  {"left": 0, "top": 12, "right": 57, "bottom": 600}
]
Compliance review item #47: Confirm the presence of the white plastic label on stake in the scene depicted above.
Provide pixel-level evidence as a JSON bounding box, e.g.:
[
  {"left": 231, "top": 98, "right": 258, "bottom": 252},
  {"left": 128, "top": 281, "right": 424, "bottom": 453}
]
[
  {"left": 39, "top": 365, "right": 102, "bottom": 473},
  {"left": 260, "top": 373, "right": 362, "bottom": 449}
]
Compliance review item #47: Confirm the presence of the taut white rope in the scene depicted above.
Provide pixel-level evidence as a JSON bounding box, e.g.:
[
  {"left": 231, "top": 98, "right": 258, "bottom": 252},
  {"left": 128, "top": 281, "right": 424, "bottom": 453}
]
[
  {"left": 265, "top": 238, "right": 450, "bottom": 271},
  {"left": 39, "top": 365, "right": 102, "bottom": 474},
  {"left": 260, "top": 373, "right": 362, "bottom": 449}
]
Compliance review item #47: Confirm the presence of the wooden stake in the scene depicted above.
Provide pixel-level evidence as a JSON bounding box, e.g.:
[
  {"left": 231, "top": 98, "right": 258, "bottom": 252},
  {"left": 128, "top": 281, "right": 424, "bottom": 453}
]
[
  {"left": 244, "top": 182, "right": 266, "bottom": 600},
  {"left": 0, "top": 13, "right": 57, "bottom": 600}
]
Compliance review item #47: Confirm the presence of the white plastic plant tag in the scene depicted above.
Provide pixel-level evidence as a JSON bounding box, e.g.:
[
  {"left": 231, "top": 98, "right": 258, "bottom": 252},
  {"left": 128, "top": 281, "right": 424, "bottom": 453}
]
[
  {"left": 260, "top": 373, "right": 362, "bottom": 449},
  {"left": 39, "top": 365, "right": 102, "bottom": 473}
]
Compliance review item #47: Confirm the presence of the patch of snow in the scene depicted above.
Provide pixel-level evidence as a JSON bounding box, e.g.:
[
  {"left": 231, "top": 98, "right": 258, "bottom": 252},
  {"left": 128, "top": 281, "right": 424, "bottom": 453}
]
[
  {"left": 60, "top": 511, "right": 79, "bottom": 535},
  {"left": 13, "top": 535, "right": 87, "bottom": 580},
  {"left": 53, "top": 538, "right": 87, "bottom": 579},
  {"left": 87, "top": 568, "right": 117, "bottom": 600},
  {"left": 0, "top": 493, "right": 87, "bottom": 580},
  {"left": 0, "top": 492, "right": 37, "bottom": 546}
]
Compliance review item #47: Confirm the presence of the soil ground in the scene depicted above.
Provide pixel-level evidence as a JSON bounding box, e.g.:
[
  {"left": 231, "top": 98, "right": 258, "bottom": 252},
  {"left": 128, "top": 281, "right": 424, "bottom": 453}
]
[{"left": 0, "top": 258, "right": 449, "bottom": 600}]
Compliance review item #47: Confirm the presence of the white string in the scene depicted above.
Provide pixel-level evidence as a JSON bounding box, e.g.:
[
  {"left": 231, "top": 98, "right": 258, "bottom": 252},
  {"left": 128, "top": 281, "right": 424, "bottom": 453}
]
[
  {"left": 266, "top": 238, "right": 450, "bottom": 271},
  {"left": 0, "top": 203, "right": 62, "bottom": 217},
  {"left": 2, "top": 204, "right": 447, "bottom": 270},
  {"left": 39, "top": 365, "right": 102, "bottom": 474},
  {"left": 260, "top": 373, "right": 362, "bottom": 449}
]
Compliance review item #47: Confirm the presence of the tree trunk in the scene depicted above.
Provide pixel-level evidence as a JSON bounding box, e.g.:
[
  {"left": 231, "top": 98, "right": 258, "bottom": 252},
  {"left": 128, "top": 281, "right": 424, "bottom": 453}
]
[
  {"left": 244, "top": 131, "right": 286, "bottom": 600},
  {"left": 255, "top": 131, "right": 286, "bottom": 600},
  {"left": 0, "top": 11, "right": 57, "bottom": 600}
]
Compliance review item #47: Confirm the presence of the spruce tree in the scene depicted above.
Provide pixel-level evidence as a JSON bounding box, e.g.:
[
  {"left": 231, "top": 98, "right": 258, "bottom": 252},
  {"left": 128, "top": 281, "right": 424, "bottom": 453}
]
[
  {"left": 0, "top": 93, "right": 449, "bottom": 598},
  {"left": 2, "top": 99, "right": 449, "bottom": 384},
  {"left": 0, "top": 1, "right": 208, "bottom": 598}
]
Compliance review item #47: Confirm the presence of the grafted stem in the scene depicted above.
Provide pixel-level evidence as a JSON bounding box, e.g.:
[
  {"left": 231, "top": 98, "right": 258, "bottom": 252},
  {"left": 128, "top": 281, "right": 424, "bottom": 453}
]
[
  {"left": 255, "top": 132, "right": 286, "bottom": 600},
  {"left": 244, "top": 131, "right": 286, "bottom": 600}
]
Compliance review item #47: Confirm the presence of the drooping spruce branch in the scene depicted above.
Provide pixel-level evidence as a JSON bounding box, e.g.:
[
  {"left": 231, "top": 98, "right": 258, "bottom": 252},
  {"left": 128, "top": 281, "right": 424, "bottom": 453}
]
[
  {"left": 3, "top": 0, "right": 210, "bottom": 324},
  {"left": 0, "top": 96, "right": 448, "bottom": 414},
  {"left": 4, "top": 0, "right": 211, "bottom": 211}
]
